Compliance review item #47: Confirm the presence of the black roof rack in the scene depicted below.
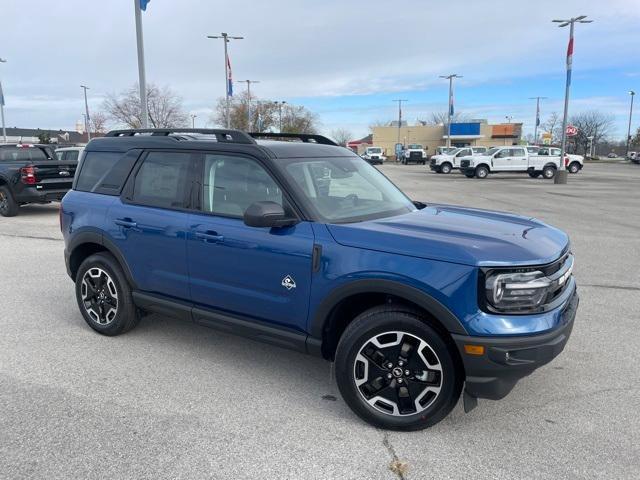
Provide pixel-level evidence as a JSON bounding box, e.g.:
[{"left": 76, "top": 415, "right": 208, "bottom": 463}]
[
  {"left": 105, "top": 128, "right": 256, "bottom": 144},
  {"left": 248, "top": 132, "right": 338, "bottom": 146}
]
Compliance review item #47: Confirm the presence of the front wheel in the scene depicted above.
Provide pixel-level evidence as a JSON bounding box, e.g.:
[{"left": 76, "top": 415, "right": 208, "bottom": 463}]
[
  {"left": 475, "top": 165, "right": 489, "bottom": 179},
  {"left": 335, "top": 305, "right": 462, "bottom": 431},
  {"left": 440, "top": 162, "right": 452, "bottom": 174}
]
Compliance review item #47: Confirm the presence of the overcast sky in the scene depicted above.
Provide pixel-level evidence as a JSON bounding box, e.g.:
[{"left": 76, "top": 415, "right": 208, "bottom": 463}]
[{"left": 1, "top": 0, "right": 639, "bottom": 139}]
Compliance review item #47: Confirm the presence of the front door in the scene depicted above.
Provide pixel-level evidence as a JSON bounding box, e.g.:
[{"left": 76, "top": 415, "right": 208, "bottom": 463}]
[
  {"left": 187, "top": 152, "right": 315, "bottom": 332},
  {"left": 453, "top": 148, "right": 472, "bottom": 167},
  {"left": 492, "top": 148, "right": 511, "bottom": 170}
]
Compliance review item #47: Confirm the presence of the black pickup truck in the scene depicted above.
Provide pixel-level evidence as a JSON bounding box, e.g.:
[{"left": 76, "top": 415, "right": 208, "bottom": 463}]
[{"left": 0, "top": 144, "right": 78, "bottom": 217}]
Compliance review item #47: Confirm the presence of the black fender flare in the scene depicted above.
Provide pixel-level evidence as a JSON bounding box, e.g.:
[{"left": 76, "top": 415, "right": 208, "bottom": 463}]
[
  {"left": 476, "top": 163, "right": 490, "bottom": 172},
  {"left": 309, "top": 279, "right": 468, "bottom": 341},
  {"left": 67, "top": 230, "right": 137, "bottom": 288}
]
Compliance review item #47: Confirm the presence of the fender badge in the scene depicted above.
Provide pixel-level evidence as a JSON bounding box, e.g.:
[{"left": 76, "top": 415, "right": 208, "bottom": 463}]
[{"left": 281, "top": 275, "right": 296, "bottom": 290}]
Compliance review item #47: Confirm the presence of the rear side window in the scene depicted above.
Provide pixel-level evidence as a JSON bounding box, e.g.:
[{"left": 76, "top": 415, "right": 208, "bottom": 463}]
[
  {"left": 75, "top": 152, "right": 122, "bottom": 192},
  {"left": 131, "top": 151, "right": 192, "bottom": 209}
]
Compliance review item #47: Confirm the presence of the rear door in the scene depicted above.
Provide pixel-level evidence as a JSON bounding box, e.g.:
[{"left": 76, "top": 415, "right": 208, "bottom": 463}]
[
  {"left": 509, "top": 147, "right": 528, "bottom": 170},
  {"left": 186, "top": 151, "right": 315, "bottom": 332},
  {"left": 105, "top": 150, "right": 195, "bottom": 301}
]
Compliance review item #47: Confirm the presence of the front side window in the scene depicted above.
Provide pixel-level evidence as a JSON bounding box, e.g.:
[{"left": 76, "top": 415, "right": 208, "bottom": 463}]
[
  {"left": 203, "top": 154, "right": 283, "bottom": 217},
  {"left": 284, "top": 157, "right": 415, "bottom": 223},
  {"left": 131, "top": 151, "right": 192, "bottom": 209}
]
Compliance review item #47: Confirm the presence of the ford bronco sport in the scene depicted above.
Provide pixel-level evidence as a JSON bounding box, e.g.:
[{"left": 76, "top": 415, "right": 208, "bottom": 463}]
[{"left": 61, "top": 129, "right": 578, "bottom": 431}]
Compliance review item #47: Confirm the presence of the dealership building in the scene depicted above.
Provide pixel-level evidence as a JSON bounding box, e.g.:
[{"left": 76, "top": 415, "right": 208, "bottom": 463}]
[{"left": 371, "top": 120, "right": 523, "bottom": 157}]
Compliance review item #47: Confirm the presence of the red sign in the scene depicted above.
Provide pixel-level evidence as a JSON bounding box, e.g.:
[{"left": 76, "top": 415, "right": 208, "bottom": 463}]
[{"left": 566, "top": 125, "right": 578, "bottom": 136}]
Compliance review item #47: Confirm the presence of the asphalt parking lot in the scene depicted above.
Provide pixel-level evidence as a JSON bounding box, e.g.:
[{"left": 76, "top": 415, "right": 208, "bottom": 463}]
[{"left": 1, "top": 162, "right": 639, "bottom": 479}]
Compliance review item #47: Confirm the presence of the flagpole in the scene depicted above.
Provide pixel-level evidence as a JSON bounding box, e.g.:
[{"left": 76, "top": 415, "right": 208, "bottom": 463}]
[
  {"left": 440, "top": 74, "right": 462, "bottom": 149},
  {"left": 207, "top": 33, "right": 243, "bottom": 129},
  {"left": 0, "top": 58, "right": 7, "bottom": 143},
  {"left": 134, "top": 0, "right": 149, "bottom": 128},
  {"left": 529, "top": 96, "right": 547, "bottom": 145}
]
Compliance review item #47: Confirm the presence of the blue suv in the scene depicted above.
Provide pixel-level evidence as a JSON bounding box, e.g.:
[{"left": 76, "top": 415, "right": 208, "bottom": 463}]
[{"left": 61, "top": 129, "right": 578, "bottom": 430}]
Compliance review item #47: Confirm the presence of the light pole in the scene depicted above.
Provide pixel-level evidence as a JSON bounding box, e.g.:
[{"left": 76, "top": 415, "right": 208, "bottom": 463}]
[
  {"left": 552, "top": 15, "right": 593, "bottom": 184},
  {"left": 237, "top": 79, "right": 260, "bottom": 130},
  {"left": 133, "top": 0, "right": 148, "bottom": 128},
  {"left": 274, "top": 101, "right": 287, "bottom": 132},
  {"left": 392, "top": 99, "right": 407, "bottom": 160},
  {"left": 0, "top": 58, "right": 6, "bottom": 143},
  {"left": 207, "top": 33, "right": 244, "bottom": 129},
  {"left": 440, "top": 74, "right": 462, "bottom": 149},
  {"left": 191, "top": 114, "right": 197, "bottom": 128},
  {"left": 529, "top": 96, "right": 548, "bottom": 145},
  {"left": 504, "top": 116, "right": 512, "bottom": 145},
  {"left": 80, "top": 85, "right": 91, "bottom": 141},
  {"left": 626, "top": 90, "right": 635, "bottom": 159}
]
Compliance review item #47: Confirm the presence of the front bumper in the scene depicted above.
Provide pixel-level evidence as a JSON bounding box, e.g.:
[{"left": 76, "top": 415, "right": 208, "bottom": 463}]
[{"left": 452, "top": 287, "right": 579, "bottom": 400}]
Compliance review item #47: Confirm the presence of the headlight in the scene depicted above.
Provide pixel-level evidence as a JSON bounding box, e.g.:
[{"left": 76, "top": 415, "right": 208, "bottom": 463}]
[{"left": 485, "top": 270, "right": 552, "bottom": 313}]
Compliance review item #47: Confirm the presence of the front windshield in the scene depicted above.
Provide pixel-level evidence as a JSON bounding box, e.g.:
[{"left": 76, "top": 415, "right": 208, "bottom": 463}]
[
  {"left": 486, "top": 147, "right": 500, "bottom": 156},
  {"left": 408, "top": 144, "right": 423, "bottom": 150},
  {"left": 368, "top": 148, "right": 382, "bottom": 154},
  {"left": 447, "top": 148, "right": 461, "bottom": 156},
  {"left": 283, "top": 157, "right": 416, "bottom": 223}
]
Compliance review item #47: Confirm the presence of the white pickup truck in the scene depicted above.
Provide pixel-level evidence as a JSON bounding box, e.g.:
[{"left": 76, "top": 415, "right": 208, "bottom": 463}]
[
  {"left": 459, "top": 146, "right": 566, "bottom": 179},
  {"left": 361, "top": 147, "right": 386, "bottom": 165},
  {"left": 429, "top": 146, "right": 488, "bottom": 174},
  {"left": 401, "top": 144, "right": 428, "bottom": 164},
  {"left": 537, "top": 147, "right": 584, "bottom": 174}
]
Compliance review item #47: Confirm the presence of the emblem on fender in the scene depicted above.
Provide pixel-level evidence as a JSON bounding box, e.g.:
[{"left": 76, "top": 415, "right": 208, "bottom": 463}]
[{"left": 281, "top": 275, "right": 296, "bottom": 290}]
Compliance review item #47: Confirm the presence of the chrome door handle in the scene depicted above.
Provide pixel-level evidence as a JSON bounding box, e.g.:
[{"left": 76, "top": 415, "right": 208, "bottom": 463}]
[
  {"left": 115, "top": 218, "right": 137, "bottom": 228},
  {"left": 195, "top": 231, "right": 224, "bottom": 243}
]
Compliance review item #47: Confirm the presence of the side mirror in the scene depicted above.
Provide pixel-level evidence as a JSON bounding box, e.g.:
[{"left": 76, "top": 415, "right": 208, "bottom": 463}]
[{"left": 243, "top": 201, "right": 297, "bottom": 228}]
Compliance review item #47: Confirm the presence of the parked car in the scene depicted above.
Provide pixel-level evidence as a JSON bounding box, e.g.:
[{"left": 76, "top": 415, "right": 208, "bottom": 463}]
[
  {"left": 628, "top": 151, "right": 638, "bottom": 163},
  {"left": 430, "top": 147, "right": 488, "bottom": 174},
  {"left": 61, "top": 128, "right": 578, "bottom": 431},
  {"left": 361, "top": 147, "right": 386, "bottom": 165},
  {"left": 607, "top": 152, "right": 618, "bottom": 158},
  {"left": 401, "top": 144, "right": 427, "bottom": 164},
  {"left": 459, "top": 146, "right": 565, "bottom": 179},
  {"left": 55, "top": 146, "right": 85, "bottom": 162},
  {"left": 0, "top": 143, "right": 78, "bottom": 217},
  {"left": 537, "top": 147, "right": 584, "bottom": 174}
]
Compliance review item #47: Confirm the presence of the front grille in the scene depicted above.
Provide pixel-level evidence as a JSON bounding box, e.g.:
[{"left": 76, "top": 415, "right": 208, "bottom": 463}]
[
  {"left": 460, "top": 159, "right": 471, "bottom": 168},
  {"left": 430, "top": 159, "right": 437, "bottom": 167},
  {"left": 371, "top": 156, "right": 379, "bottom": 160}
]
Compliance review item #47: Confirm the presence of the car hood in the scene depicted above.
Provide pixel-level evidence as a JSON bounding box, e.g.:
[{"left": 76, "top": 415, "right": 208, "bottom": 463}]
[{"left": 326, "top": 205, "right": 569, "bottom": 267}]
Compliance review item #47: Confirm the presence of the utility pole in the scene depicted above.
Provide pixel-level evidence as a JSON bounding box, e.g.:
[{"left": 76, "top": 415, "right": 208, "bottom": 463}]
[
  {"left": 439, "top": 74, "right": 462, "bottom": 149},
  {"left": 392, "top": 99, "right": 407, "bottom": 160},
  {"left": 237, "top": 79, "right": 260, "bottom": 129},
  {"left": 504, "top": 115, "right": 512, "bottom": 145},
  {"left": 274, "top": 101, "right": 287, "bottom": 132},
  {"left": 191, "top": 114, "right": 197, "bottom": 128},
  {"left": 552, "top": 15, "right": 593, "bottom": 184},
  {"left": 0, "top": 58, "right": 7, "bottom": 143},
  {"left": 207, "top": 33, "right": 243, "bottom": 128},
  {"left": 80, "top": 85, "right": 91, "bottom": 141},
  {"left": 133, "top": 0, "right": 149, "bottom": 128},
  {"left": 529, "top": 96, "right": 548, "bottom": 145},
  {"left": 626, "top": 90, "right": 635, "bottom": 159}
]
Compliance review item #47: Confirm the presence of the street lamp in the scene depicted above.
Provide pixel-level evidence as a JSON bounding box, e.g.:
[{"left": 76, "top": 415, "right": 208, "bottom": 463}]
[
  {"left": 237, "top": 79, "right": 260, "bottom": 129},
  {"left": 207, "top": 33, "right": 244, "bottom": 128},
  {"left": 274, "top": 101, "right": 287, "bottom": 133},
  {"left": 529, "top": 96, "right": 548, "bottom": 145},
  {"left": 440, "top": 74, "right": 462, "bottom": 148},
  {"left": 552, "top": 15, "right": 593, "bottom": 184},
  {"left": 0, "top": 58, "right": 7, "bottom": 143},
  {"left": 80, "top": 85, "right": 91, "bottom": 141},
  {"left": 626, "top": 90, "right": 635, "bottom": 159},
  {"left": 191, "top": 114, "right": 197, "bottom": 128}
]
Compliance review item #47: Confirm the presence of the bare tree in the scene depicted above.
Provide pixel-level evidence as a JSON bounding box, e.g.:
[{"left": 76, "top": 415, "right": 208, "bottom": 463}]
[
  {"left": 569, "top": 110, "right": 614, "bottom": 154},
  {"left": 368, "top": 120, "right": 391, "bottom": 133},
  {"left": 90, "top": 112, "right": 109, "bottom": 134},
  {"left": 630, "top": 126, "right": 640, "bottom": 148},
  {"left": 281, "top": 104, "right": 319, "bottom": 134},
  {"left": 103, "top": 83, "right": 188, "bottom": 129},
  {"left": 542, "top": 112, "right": 562, "bottom": 144},
  {"left": 330, "top": 128, "right": 352, "bottom": 146},
  {"left": 420, "top": 111, "right": 470, "bottom": 126}
]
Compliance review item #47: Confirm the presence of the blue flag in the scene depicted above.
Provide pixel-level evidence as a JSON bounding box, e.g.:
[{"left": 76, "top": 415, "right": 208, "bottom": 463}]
[{"left": 140, "top": 0, "right": 150, "bottom": 11}]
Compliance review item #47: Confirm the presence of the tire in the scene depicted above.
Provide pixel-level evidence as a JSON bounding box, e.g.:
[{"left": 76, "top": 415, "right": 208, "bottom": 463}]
[
  {"left": 335, "top": 305, "right": 463, "bottom": 431},
  {"left": 568, "top": 162, "right": 580, "bottom": 174},
  {"left": 475, "top": 165, "right": 489, "bottom": 179},
  {"left": 440, "top": 162, "right": 452, "bottom": 174},
  {"left": 542, "top": 165, "right": 556, "bottom": 179},
  {"left": 528, "top": 171, "right": 541, "bottom": 178},
  {"left": 75, "top": 252, "right": 140, "bottom": 336},
  {"left": 0, "top": 186, "right": 19, "bottom": 217}
]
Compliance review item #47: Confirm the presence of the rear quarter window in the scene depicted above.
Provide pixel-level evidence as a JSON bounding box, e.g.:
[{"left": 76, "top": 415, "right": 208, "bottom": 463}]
[{"left": 75, "top": 151, "right": 123, "bottom": 193}]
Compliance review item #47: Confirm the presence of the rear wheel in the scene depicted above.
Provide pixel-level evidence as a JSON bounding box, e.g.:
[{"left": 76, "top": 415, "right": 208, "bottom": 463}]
[
  {"left": 335, "top": 305, "right": 462, "bottom": 431},
  {"left": 75, "top": 252, "right": 140, "bottom": 336},
  {"left": 543, "top": 165, "right": 556, "bottom": 179},
  {"left": 568, "top": 162, "right": 580, "bottom": 174},
  {"left": 440, "top": 162, "right": 452, "bottom": 174},
  {"left": 0, "top": 186, "right": 19, "bottom": 217},
  {"left": 475, "top": 165, "right": 489, "bottom": 179}
]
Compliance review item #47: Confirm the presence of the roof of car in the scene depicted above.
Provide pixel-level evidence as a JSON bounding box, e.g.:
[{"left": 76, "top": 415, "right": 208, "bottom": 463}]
[{"left": 86, "top": 129, "right": 356, "bottom": 160}]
